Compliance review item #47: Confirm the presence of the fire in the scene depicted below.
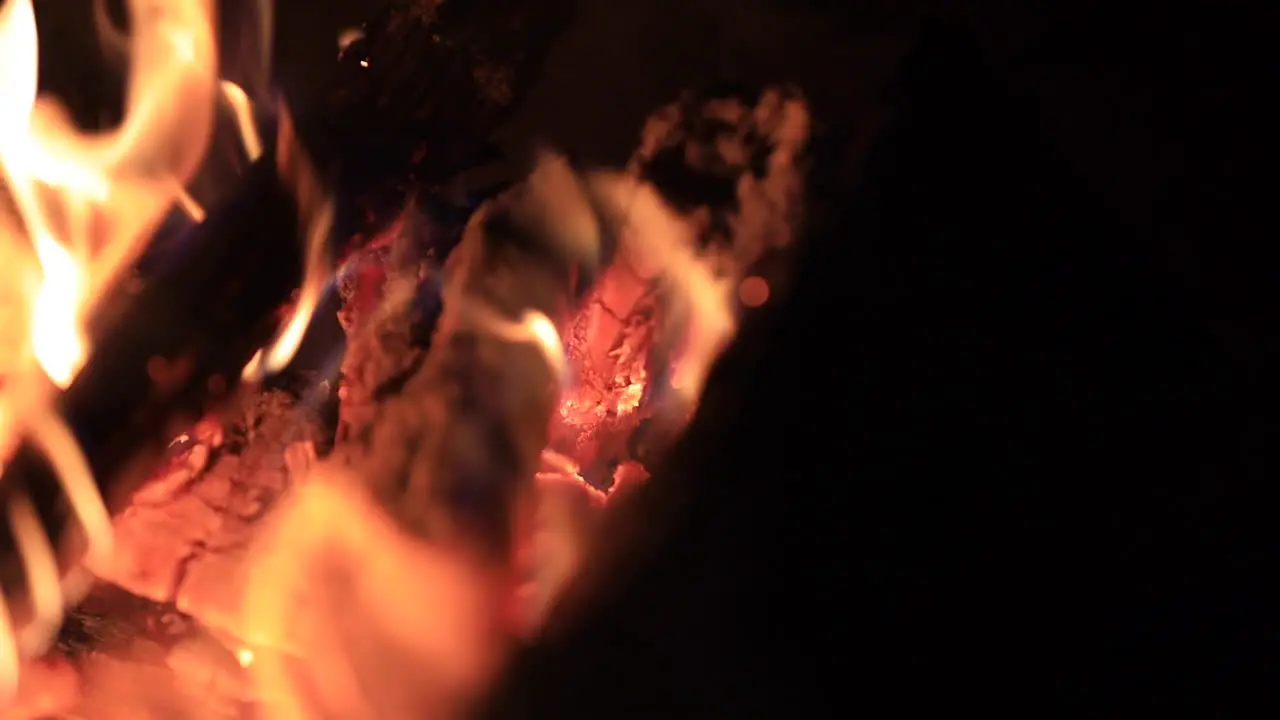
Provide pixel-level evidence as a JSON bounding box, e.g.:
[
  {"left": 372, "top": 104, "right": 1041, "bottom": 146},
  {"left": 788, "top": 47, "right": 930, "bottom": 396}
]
[
  {"left": 458, "top": 304, "right": 569, "bottom": 388},
  {"left": 0, "top": 0, "right": 219, "bottom": 704},
  {"left": 243, "top": 474, "right": 506, "bottom": 720},
  {"left": 28, "top": 237, "right": 85, "bottom": 387},
  {"left": 0, "top": 2, "right": 773, "bottom": 712}
]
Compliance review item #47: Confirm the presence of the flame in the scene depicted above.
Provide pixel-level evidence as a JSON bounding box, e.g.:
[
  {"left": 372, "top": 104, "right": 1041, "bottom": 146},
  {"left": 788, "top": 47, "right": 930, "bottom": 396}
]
[
  {"left": 457, "top": 303, "right": 569, "bottom": 389},
  {"left": 242, "top": 103, "right": 334, "bottom": 381},
  {"left": 0, "top": 0, "right": 218, "bottom": 703},
  {"left": 220, "top": 80, "right": 264, "bottom": 162},
  {"left": 241, "top": 197, "right": 333, "bottom": 380},
  {"left": 28, "top": 236, "right": 86, "bottom": 386},
  {"left": 244, "top": 472, "right": 506, "bottom": 719},
  {"left": 0, "top": 0, "right": 218, "bottom": 385}
]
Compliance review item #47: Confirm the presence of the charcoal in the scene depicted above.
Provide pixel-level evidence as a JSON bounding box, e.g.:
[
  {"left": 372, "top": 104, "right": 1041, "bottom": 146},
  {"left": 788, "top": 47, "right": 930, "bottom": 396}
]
[{"left": 301, "top": 0, "right": 577, "bottom": 246}]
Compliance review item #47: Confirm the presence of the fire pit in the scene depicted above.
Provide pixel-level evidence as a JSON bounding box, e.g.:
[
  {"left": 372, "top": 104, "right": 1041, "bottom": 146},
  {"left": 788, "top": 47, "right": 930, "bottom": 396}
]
[{"left": 0, "top": 1, "right": 809, "bottom": 716}]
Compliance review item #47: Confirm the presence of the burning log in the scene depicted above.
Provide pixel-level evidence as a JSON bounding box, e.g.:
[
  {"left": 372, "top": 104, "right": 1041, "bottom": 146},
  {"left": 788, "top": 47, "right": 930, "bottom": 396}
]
[
  {"left": 43, "top": 389, "right": 327, "bottom": 718},
  {"left": 1, "top": 0, "right": 809, "bottom": 713},
  {"left": 0, "top": 77, "right": 811, "bottom": 714},
  {"left": 335, "top": 155, "right": 597, "bottom": 560},
  {"left": 232, "top": 156, "right": 600, "bottom": 718},
  {"left": 233, "top": 81, "right": 812, "bottom": 714},
  {"left": 317, "top": 81, "right": 813, "bottom": 610},
  {"left": 332, "top": 217, "right": 437, "bottom": 450}
]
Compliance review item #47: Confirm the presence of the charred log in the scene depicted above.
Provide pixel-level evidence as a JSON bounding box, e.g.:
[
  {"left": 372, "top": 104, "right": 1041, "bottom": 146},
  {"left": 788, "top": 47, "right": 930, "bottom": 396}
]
[
  {"left": 303, "top": 0, "right": 577, "bottom": 246},
  {"left": 334, "top": 157, "right": 597, "bottom": 561}
]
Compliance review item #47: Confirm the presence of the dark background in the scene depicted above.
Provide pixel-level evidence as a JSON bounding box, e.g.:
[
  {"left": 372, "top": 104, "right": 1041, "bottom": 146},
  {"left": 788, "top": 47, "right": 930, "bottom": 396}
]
[{"left": 30, "top": 0, "right": 1276, "bottom": 713}]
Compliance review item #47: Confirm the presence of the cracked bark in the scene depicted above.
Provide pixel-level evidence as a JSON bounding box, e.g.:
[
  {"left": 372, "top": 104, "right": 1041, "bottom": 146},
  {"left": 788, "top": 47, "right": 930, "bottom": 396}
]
[
  {"left": 76, "top": 389, "right": 323, "bottom": 641},
  {"left": 40, "top": 388, "right": 325, "bottom": 717}
]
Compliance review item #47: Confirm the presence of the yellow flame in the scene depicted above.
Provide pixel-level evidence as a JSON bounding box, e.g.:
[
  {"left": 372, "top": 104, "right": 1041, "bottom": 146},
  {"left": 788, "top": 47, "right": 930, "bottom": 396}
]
[
  {"left": 0, "top": 0, "right": 218, "bottom": 387},
  {"left": 242, "top": 103, "right": 335, "bottom": 382},
  {"left": 220, "top": 80, "right": 264, "bottom": 162},
  {"left": 28, "top": 234, "right": 87, "bottom": 386},
  {"left": 7, "top": 495, "right": 64, "bottom": 656},
  {"left": 242, "top": 198, "right": 333, "bottom": 381},
  {"left": 523, "top": 311, "right": 569, "bottom": 383},
  {"left": 174, "top": 183, "right": 207, "bottom": 222}
]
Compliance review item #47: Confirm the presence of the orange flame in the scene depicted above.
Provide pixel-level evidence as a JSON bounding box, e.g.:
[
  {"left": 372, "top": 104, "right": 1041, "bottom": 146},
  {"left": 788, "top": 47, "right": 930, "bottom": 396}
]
[
  {"left": 0, "top": 0, "right": 218, "bottom": 386},
  {"left": 242, "top": 102, "right": 334, "bottom": 382},
  {"left": 0, "top": 0, "right": 218, "bottom": 703}
]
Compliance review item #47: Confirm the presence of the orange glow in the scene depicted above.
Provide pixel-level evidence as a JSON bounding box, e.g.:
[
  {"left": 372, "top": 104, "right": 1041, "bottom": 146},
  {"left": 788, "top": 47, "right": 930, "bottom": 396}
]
[
  {"left": 243, "top": 473, "right": 506, "bottom": 719},
  {"left": 738, "top": 275, "right": 770, "bottom": 307},
  {"left": 586, "top": 171, "right": 737, "bottom": 409}
]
